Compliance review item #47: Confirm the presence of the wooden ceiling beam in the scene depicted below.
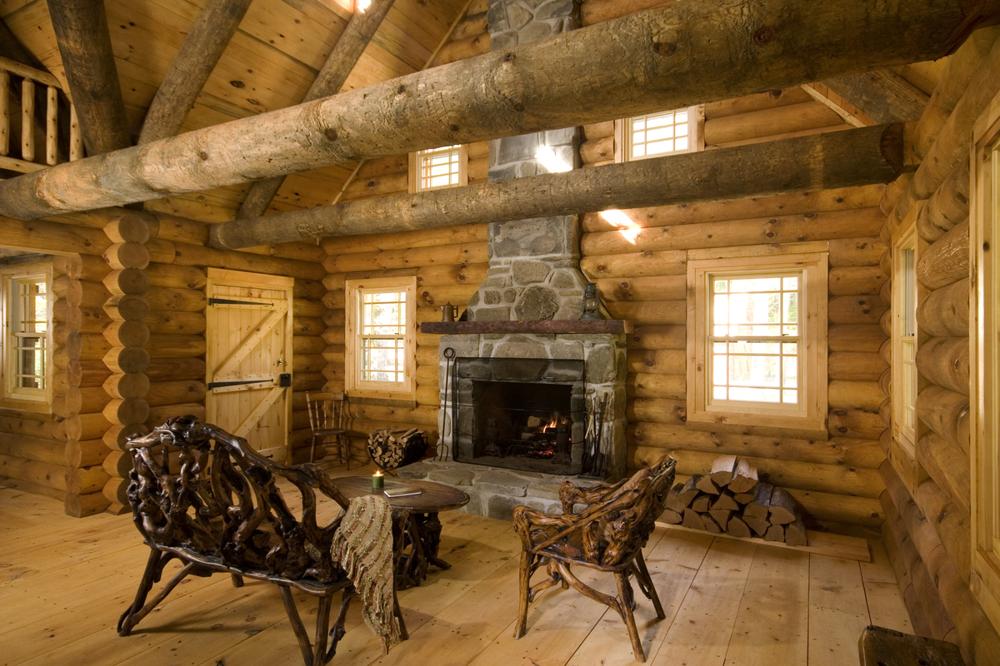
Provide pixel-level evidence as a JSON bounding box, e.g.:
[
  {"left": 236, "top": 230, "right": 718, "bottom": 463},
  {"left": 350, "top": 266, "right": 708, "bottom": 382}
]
[
  {"left": 210, "top": 124, "right": 904, "bottom": 248},
  {"left": 138, "top": 0, "right": 253, "bottom": 145},
  {"left": 237, "top": 0, "right": 396, "bottom": 218},
  {"left": 819, "top": 70, "right": 931, "bottom": 123},
  {"left": 46, "top": 0, "right": 130, "bottom": 155},
  {"left": 1, "top": 0, "right": 996, "bottom": 219}
]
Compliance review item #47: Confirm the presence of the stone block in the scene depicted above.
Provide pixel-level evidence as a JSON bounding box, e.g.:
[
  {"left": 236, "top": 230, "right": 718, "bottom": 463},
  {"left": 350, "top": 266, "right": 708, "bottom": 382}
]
[
  {"left": 585, "top": 344, "right": 615, "bottom": 383},
  {"left": 493, "top": 338, "right": 548, "bottom": 359},
  {"left": 514, "top": 285, "right": 560, "bottom": 320},
  {"left": 535, "top": 0, "right": 576, "bottom": 21},
  {"left": 495, "top": 133, "right": 539, "bottom": 166},
  {"left": 427, "top": 467, "right": 476, "bottom": 486},
  {"left": 511, "top": 260, "right": 550, "bottom": 285},
  {"left": 472, "top": 306, "right": 513, "bottom": 321},
  {"left": 544, "top": 126, "right": 578, "bottom": 147},
  {"left": 396, "top": 461, "right": 432, "bottom": 480}
]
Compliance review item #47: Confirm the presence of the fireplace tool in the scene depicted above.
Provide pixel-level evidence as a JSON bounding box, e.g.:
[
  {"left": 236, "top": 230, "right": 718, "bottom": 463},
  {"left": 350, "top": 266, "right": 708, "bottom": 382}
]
[{"left": 437, "top": 347, "right": 456, "bottom": 461}]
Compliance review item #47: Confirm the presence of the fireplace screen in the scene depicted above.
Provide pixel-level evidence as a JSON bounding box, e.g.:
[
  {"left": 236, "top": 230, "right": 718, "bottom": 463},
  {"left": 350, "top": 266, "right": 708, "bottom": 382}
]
[{"left": 452, "top": 357, "right": 587, "bottom": 475}]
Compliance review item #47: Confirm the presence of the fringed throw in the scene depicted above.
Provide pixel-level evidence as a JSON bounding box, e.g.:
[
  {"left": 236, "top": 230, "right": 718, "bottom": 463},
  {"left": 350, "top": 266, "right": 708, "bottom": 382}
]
[{"left": 330, "top": 494, "right": 402, "bottom": 650}]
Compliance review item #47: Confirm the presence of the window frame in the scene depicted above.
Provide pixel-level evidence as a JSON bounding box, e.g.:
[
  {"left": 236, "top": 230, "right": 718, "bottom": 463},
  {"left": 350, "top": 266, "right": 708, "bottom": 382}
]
[
  {"left": 615, "top": 106, "right": 705, "bottom": 163},
  {"left": 344, "top": 276, "right": 417, "bottom": 400},
  {"left": 971, "top": 90, "right": 1000, "bottom": 632},
  {"left": 408, "top": 145, "right": 468, "bottom": 193},
  {"left": 686, "top": 245, "right": 828, "bottom": 438},
  {"left": 0, "top": 260, "right": 53, "bottom": 412}
]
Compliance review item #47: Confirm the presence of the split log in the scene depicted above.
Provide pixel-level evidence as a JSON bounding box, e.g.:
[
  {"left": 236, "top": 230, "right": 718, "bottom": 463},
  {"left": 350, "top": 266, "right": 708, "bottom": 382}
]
[
  {"left": 785, "top": 520, "right": 808, "bottom": 546},
  {"left": 916, "top": 337, "right": 970, "bottom": 394},
  {"left": 220, "top": 127, "right": 898, "bottom": 247},
  {"left": 682, "top": 508, "right": 704, "bottom": 530},
  {"left": 691, "top": 496, "right": 711, "bottom": 513},
  {"left": 660, "top": 508, "right": 682, "bottom": 524},
  {"left": 138, "top": 0, "right": 254, "bottom": 144},
  {"left": 8, "top": 0, "right": 990, "bottom": 218},
  {"left": 744, "top": 482, "right": 775, "bottom": 523},
  {"left": 764, "top": 524, "right": 785, "bottom": 542},
  {"left": 767, "top": 487, "right": 800, "bottom": 525},
  {"left": 695, "top": 475, "right": 719, "bottom": 495},
  {"left": 46, "top": 0, "right": 130, "bottom": 155},
  {"left": 666, "top": 478, "right": 699, "bottom": 512},
  {"left": 712, "top": 493, "right": 739, "bottom": 512},
  {"left": 917, "top": 278, "right": 969, "bottom": 337},
  {"left": 237, "top": 0, "right": 396, "bottom": 216},
  {"left": 728, "top": 517, "right": 751, "bottom": 538}
]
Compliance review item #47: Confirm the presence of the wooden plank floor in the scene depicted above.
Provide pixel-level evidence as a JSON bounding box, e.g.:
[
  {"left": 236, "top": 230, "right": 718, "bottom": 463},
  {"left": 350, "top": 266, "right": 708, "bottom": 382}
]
[{"left": 0, "top": 477, "right": 912, "bottom": 666}]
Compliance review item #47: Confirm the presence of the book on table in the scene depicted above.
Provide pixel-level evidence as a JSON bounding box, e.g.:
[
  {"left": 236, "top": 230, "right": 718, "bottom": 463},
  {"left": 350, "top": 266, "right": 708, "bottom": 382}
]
[{"left": 384, "top": 483, "right": 423, "bottom": 499}]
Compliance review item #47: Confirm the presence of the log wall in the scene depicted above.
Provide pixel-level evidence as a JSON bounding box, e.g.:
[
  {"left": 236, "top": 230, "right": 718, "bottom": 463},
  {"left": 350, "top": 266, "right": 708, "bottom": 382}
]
[{"left": 878, "top": 26, "right": 1000, "bottom": 664}]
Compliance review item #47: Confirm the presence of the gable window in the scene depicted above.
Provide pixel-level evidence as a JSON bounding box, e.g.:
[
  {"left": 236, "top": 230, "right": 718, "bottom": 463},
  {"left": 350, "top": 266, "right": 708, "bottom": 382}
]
[
  {"left": 616, "top": 107, "right": 704, "bottom": 162},
  {"left": 1, "top": 262, "right": 52, "bottom": 409},
  {"left": 345, "top": 276, "right": 416, "bottom": 399},
  {"left": 687, "top": 248, "right": 827, "bottom": 437},
  {"left": 409, "top": 145, "right": 468, "bottom": 192},
  {"left": 891, "top": 226, "right": 919, "bottom": 456},
  {"left": 971, "top": 89, "right": 1000, "bottom": 632}
]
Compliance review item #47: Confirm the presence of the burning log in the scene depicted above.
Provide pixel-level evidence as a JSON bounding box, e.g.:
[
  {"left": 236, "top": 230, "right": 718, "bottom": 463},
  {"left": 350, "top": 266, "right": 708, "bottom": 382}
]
[{"left": 660, "top": 455, "right": 809, "bottom": 547}]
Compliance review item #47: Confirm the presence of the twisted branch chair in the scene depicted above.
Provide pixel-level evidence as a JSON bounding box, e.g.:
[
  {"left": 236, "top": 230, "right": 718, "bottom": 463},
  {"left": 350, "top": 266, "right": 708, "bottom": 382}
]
[
  {"left": 511, "top": 456, "right": 676, "bottom": 662},
  {"left": 118, "top": 415, "right": 405, "bottom": 665}
]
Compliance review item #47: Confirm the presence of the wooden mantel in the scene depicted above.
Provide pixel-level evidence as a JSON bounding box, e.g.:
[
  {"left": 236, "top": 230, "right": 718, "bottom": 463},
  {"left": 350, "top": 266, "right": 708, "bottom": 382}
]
[{"left": 420, "top": 320, "right": 633, "bottom": 335}]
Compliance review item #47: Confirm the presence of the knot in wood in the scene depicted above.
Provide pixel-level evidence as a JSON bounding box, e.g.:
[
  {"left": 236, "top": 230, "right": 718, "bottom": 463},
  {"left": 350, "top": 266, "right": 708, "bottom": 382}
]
[
  {"left": 753, "top": 25, "right": 775, "bottom": 45},
  {"left": 324, "top": 128, "right": 339, "bottom": 141},
  {"left": 652, "top": 40, "right": 677, "bottom": 56},
  {"left": 197, "top": 151, "right": 209, "bottom": 161}
]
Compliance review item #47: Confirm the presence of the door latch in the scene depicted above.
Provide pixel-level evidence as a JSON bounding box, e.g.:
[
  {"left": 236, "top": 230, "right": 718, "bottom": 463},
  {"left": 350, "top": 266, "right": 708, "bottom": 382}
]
[{"left": 279, "top": 373, "right": 292, "bottom": 387}]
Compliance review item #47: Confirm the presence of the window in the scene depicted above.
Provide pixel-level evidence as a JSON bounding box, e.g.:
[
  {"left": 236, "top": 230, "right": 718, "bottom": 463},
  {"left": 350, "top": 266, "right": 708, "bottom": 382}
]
[
  {"left": 891, "top": 226, "right": 919, "bottom": 456},
  {"left": 1, "top": 262, "right": 52, "bottom": 409},
  {"left": 616, "top": 107, "right": 704, "bottom": 162},
  {"left": 409, "top": 145, "right": 468, "bottom": 192},
  {"left": 345, "top": 277, "right": 416, "bottom": 399},
  {"left": 971, "top": 90, "right": 1000, "bottom": 631},
  {"left": 687, "top": 247, "right": 828, "bottom": 437}
]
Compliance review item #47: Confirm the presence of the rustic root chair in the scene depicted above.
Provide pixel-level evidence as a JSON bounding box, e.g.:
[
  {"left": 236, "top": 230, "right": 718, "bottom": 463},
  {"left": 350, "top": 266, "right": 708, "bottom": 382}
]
[
  {"left": 511, "top": 456, "right": 677, "bottom": 662},
  {"left": 118, "top": 415, "right": 406, "bottom": 666},
  {"left": 306, "top": 392, "right": 351, "bottom": 466}
]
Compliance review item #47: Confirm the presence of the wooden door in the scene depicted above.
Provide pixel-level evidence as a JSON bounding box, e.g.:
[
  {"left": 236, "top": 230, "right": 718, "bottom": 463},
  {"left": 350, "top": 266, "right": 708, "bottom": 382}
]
[{"left": 206, "top": 268, "right": 293, "bottom": 462}]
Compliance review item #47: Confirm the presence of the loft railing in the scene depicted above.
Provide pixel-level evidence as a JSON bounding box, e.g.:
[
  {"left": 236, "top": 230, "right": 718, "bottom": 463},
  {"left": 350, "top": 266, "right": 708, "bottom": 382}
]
[{"left": 0, "top": 56, "right": 82, "bottom": 173}]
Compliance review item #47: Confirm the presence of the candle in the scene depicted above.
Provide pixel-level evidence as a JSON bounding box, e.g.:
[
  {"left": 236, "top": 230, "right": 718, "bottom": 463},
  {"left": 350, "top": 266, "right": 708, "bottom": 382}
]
[{"left": 372, "top": 469, "right": 384, "bottom": 491}]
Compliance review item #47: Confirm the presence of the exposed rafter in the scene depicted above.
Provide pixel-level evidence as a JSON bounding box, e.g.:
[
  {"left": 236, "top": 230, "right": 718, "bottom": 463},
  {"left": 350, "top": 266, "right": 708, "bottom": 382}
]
[
  {"left": 138, "top": 0, "right": 253, "bottom": 145},
  {"left": 237, "top": 0, "right": 396, "bottom": 218},
  {"left": 820, "top": 70, "right": 931, "bottom": 123},
  {"left": 1, "top": 0, "right": 996, "bottom": 219},
  {"left": 46, "top": 0, "right": 130, "bottom": 155},
  {"left": 209, "top": 125, "right": 904, "bottom": 248}
]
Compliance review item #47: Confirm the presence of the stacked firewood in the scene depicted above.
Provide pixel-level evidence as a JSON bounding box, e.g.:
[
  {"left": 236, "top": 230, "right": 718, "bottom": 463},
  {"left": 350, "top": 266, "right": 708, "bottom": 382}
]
[
  {"left": 367, "top": 428, "right": 427, "bottom": 471},
  {"left": 660, "top": 455, "right": 808, "bottom": 547}
]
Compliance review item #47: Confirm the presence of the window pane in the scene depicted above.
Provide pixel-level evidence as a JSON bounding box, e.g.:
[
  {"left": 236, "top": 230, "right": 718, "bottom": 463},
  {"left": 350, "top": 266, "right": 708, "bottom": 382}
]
[{"left": 730, "top": 387, "right": 781, "bottom": 403}]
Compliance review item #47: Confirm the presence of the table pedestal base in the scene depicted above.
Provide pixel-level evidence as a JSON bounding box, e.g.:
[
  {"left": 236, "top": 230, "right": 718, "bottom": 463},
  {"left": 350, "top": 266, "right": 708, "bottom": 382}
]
[{"left": 393, "top": 512, "right": 451, "bottom": 590}]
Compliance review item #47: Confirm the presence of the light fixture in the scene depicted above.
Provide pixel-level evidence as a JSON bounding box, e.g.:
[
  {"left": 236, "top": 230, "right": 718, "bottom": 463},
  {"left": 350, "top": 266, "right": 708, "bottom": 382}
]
[
  {"left": 534, "top": 145, "right": 573, "bottom": 173},
  {"left": 599, "top": 209, "right": 642, "bottom": 245},
  {"left": 357, "top": 0, "right": 372, "bottom": 12}
]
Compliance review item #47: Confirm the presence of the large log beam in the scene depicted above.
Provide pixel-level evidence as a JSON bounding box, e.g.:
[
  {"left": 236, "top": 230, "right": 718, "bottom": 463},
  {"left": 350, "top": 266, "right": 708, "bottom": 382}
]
[
  {"left": 211, "top": 124, "right": 903, "bottom": 248},
  {"left": 237, "top": 0, "right": 396, "bottom": 218},
  {"left": 820, "top": 70, "right": 930, "bottom": 123},
  {"left": 137, "top": 0, "right": 253, "bottom": 144},
  {"left": 2, "top": 0, "right": 997, "bottom": 219},
  {"left": 46, "top": 0, "right": 129, "bottom": 155}
]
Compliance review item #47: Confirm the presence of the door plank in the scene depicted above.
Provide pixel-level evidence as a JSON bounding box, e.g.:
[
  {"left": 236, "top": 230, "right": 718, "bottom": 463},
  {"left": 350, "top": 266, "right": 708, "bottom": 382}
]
[
  {"left": 211, "top": 301, "right": 287, "bottom": 380},
  {"left": 234, "top": 386, "right": 285, "bottom": 438}
]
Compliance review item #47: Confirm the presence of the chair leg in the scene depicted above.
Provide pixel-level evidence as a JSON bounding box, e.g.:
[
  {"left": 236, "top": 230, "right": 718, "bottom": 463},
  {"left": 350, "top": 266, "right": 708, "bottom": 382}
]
[
  {"left": 615, "top": 572, "right": 646, "bottom": 662},
  {"left": 312, "top": 595, "right": 333, "bottom": 666},
  {"left": 117, "top": 550, "right": 193, "bottom": 637},
  {"left": 514, "top": 550, "right": 533, "bottom": 639},
  {"left": 342, "top": 433, "right": 351, "bottom": 470},
  {"left": 635, "top": 551, "right": 665, "bottom": 619},
  {"left": 309, "top": 433, "right": 317, "bottom": 464},
  {"left": 231, "top": 573, "right": 244, "bottom": 588},
  {"left": 279, "top": 585, "right": 315, "bottom": 666}
]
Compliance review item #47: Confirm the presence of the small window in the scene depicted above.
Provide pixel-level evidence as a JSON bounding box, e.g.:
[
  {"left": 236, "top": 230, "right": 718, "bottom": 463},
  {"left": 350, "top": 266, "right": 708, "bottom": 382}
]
[
  {"left": 1, "top": 262, "right": 52, "bottom": 409},
  {"left": 345, "top": 277, "right": 416, "bottom": 399},
  {"left": 891, "top": 227, "right": 919, "bottom": 455},
  {"left": 409, "top": 145, "right": 468, "bottom": 192},
  {"left": 616, "top": 107, "right": 704, "bottom": 162},
  {"left": 687, "top": 249, "right": 828, "bottom": 436}
]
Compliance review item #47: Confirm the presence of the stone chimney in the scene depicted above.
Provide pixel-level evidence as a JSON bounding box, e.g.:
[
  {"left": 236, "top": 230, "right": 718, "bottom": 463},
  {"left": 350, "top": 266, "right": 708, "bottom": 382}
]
[{"left": 466, "top": 0, "right": 589, "bottom": 322}]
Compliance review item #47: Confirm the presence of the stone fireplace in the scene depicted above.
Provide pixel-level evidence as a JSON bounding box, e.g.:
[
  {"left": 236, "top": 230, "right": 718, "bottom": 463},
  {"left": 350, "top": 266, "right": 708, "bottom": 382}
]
[{"left": 406, "top": 0, "right": 628, "bottom": 517}]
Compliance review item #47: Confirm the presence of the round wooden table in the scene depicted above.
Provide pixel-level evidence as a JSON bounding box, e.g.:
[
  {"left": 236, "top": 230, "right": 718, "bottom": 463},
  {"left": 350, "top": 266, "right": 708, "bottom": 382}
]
[{"left": 335, "top": 476, "right": 470, "bottom": 589}]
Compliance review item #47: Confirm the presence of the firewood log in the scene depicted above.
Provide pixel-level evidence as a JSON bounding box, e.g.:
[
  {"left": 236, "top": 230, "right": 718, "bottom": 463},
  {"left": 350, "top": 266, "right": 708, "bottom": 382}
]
[
  {"left": 728, "top": 517, "right": 752, "bottom": 538},
  {"left": 702, "top": 514, "right": 723, "bottom": 534},
  {"left": 709, "top": 454, "right": 740, "bottom": 486},
  {"left": 765, "top": 525, "right": 786, "bottom": 542},
  {"left": 696, "top": 475, "right": 720, "bottom": 495},
  {"left": 660, "top": 508, "right": 683, "bottom": 524},
  {"left": 691, "top": 496, "right": 712, "bottom": 513},
  {"left": 728, "top": 460, "right": 759, "bottom": 493},
  {"left": 745, "top": 516, "right": 770, "bottom": 537},
  {"left": 743, "top": 482, "right": 775, "bottom": 522},
  {"left": 666, "top": 478, "right": 700, "bottom": 512},
  {"left": 786, "top": 520, "right": 808, "bottom": 546},
  {"left": 768, "top": 487, "right": 800, "bottom": 525},
  {"left": 712, "top": 492, "right": 740, "bottom": 512},
  {"left": 682, "top": 508, "right": 704, "bottom": 530},
  {"left": 709, "top": 509, "right": 732, "bottom": 530}
]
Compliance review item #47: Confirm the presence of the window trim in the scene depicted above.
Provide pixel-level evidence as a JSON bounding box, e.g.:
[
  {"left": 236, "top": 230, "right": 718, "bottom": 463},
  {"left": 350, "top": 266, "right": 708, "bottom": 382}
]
[
  {"left": 615, "top": 106, "right": 705, "bottom": 163},
  {"left": 408, "top": 145, "right": 468, "bottom": 193},
  {"left": 971, "top": 90, "right": 1000, "bottom": 632},
  {"left": 889, "top": 222, "right": 923, "bottom": 490},
  {"left": 344, "top": 276, "right": 417, "bottom": 400},
  {"left": 686, "top": 245, "right": 828, "bottom": 439},
  {"left": 0, "top": 260, "right": 53, "bottom": 412}
]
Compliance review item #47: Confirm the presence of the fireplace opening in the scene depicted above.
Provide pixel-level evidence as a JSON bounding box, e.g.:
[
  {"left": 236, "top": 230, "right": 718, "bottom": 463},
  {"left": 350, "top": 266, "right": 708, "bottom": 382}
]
[
  {"left": 452, "top": 357, "right": 587, "bottom": 475},
  {"left": 472, "top": 380, "right": 576, "bottom": 468}
]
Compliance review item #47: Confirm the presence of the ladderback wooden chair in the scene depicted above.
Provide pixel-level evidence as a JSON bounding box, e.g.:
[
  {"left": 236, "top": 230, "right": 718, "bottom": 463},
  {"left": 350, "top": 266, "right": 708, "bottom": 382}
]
[
  {"left": 306, "top": 392, "right": 350, "bottom": 466},
  {"left": 511, "top": 456, "right": 677, "bottom": 662},
  {"left": 119, "top": 415, "right": 404, "bottom": 665}
]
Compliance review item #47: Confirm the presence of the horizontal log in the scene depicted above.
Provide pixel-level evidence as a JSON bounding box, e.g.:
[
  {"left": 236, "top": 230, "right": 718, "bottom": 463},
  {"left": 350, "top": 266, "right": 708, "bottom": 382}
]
[
  {"left": 703, "top": 101, "right": 843, "bottom": 146},
  {"left": 170, "top": 241, "right": 324, "bottom": 280},
  {"left": 626, "top": 349, "right": 686, "bottom": 376},
  {"left": 919, "top": 159, "right": 969, "bottom": 242},
  {"left": 917, "top": 220, "right": 970, "bottom": 289},
  {"left": 828, "top": 295, "right": 887, "bottom": 324},
  {"left": 216, "top": 127, "right": 902, "bottom": 248},
  {"left": 146, "top": 357, "right": 206, "bottom": 383},
  {"left": 145, "top": 286, "right": 206, "bottom": 312},
  {"left": 146, "top": 380, "right": 207, "bottom": 407},
  {"left": 828, "top": 408, "right": 886, "bottom": 439},
  {"left": 918, "top": 278, "right": 969, "bottom": 337},
  {"left": 829, "top": 266, "right": 887, "bottom": 296},
  {"left": 627, "top": 373, "right": 685, "bottom": 400},
  {"left": 829, "top": 380, "right": 884, "bottom": 412},
  {"left": 65, "top": 490, "right": 111, "bottom": 517},
  {"left": 829, "top": 352, "right": 888, "bottom": 381},
  {"left": 914, "top": 477, "right": 971, "bottom": 583},
  {"left": 628, "top": 325, "right": 686, "bottom": 351},
  {"left": 916, "top": 336, "right": 970, "bottom": 394},
  {"left": 828, "top": 324, "right": 885, "bottom": 353},
  {"left": 917, "top": 386, "right": 970, "bottom": 448},
  {"left": 917, "top": 433, "right": 970, "bottom": 512},
  {"left": 581, "top": 250, "right": 688, "bottom": 279},
  {"left": 0, "top": 433, "right": 65, "bottom": 466},
  {"left": 828, "top": 237, "right": 887, "bottom": 267}
]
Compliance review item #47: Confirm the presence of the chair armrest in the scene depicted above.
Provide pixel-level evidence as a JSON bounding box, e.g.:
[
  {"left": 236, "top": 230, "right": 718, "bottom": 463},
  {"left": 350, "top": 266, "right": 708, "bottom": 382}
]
[
  {"left": 511, "top": 504, "right": 582, "bottom": 551},
  {"left": 558, "top": 478, "right": 628, "bottom": 514}
]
